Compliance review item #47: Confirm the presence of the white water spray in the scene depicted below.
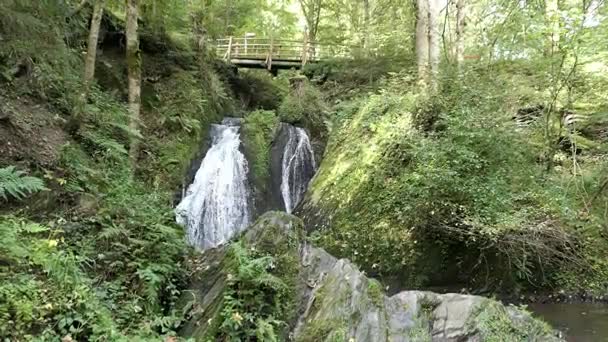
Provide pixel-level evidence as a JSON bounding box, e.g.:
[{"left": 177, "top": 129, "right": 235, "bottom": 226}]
[
  {"left": 280, "top": 125, "right": 316, "bottom": 213},
  {"left": 175, "top": 119, "right": 250, "bottom": 249}
]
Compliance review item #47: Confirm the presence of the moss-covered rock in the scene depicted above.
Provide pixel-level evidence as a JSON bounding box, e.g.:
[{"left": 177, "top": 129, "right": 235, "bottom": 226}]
[
  {"left": 241, "top": 110, "right": 281, "bottom": 213},
  {"left": 294, "top": 243, "right": 561, "bottom": 342},
  {"left": 179, "top": 212, "right": 303, "bottom": 340},
  {"left": 180, "top": 212, "right": 562, "bottom": 342},
  {"left": 278, "top": 77, "right": 328, "bottom": 142}
]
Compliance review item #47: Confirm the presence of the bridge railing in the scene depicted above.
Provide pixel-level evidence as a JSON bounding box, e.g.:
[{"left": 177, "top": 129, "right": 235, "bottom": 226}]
[{"left": 214, "top": 37, "right": 350, "bottom": 66}]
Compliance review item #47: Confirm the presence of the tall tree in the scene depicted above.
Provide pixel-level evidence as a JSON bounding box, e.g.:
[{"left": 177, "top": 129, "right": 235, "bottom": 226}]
[
  {"left": 84, "top": 0, "right": 105, "bottom": 89},
  {"left": 545, "top": 0, "right": 560, "bottom": 56},
  {"left": 126, "top": 0, "right": 141, "bottom": 169},
  {"left": 299, "top": 0, "right": 323, "bottom": 43},
  {"left": 428, "top": 0, "right": 440, "bottom": 88},
  {"left": 455, "top": 0, "right": 465, "bottom": 68},
  {"left": 416, "top": 0, "right": 430, "bottom": 85},
  {"left": 416, "top": 0, "right": 440, "bottom": 88},
  {"left": 362, "top": 0, "right": 370, "bottom": 49}
]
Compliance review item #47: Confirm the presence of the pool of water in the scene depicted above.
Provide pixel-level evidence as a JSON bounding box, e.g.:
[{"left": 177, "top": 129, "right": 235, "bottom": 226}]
[{"left": 528, "top": 303, "right": 608, "bottom": 341}]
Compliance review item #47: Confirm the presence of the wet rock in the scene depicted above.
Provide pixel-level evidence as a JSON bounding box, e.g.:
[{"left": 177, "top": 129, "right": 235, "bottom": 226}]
[
  {"left": 180, "top": 212, "right": 564, "bottom": 342},
  {"left": 179, "top": 212, "right": 303, "bottom": 338},
  {"left": 270, "top": 123, "right": 292, "bottom": 211}
]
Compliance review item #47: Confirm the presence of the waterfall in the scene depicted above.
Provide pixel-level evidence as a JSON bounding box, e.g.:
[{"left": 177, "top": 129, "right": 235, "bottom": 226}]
[
  {"left": 280, "top": 125, "right": 316, "bottom": 213},
  {"left": 175, "top": 119, "right": 250, "bottom": 250}
]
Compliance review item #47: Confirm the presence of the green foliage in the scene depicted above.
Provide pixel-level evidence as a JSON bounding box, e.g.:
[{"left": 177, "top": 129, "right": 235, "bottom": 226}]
[
  {"left": 0, "top": 166, "right": 46, "bottom": 201},
  {"left": 0, "top": 217, "right": 119, "bottom": 340},
  {"left": 303, "top": 57, "right": 413, "bottom": 98},
  {"left": 242, "top": 109, "right": 280, "bottom": 189},
  {"left": 216, "top": 241, "right": 293, "bottom": 341},
  {"left": 318, "top": 0, "right": 416, "bottom": 59},
  {"left": 188, "top": 0, "right": 297, "bottom": 39},
  {"left": 237, "top": 70, "right": 287, "bottom": 110},
  {"left": 469, "top": 301, "right": 554, "bottom": 341},
  {"left": 366, "top": 279, "right": 384, "bottom": 307},
  {"left": 140, "top": 62, "right": 233, "bottom": 189},
  {"left": 152, "top": 71, "right": 207, "bottom": 133},
  {"left": 0, "top": 0, "right": 86, "bottom": 114},
  {"left": 309, "top": 68, "right": 604, "bottom": 290},
  {"left": 278, "top": 78, "right": 328, "bottom": 139}
]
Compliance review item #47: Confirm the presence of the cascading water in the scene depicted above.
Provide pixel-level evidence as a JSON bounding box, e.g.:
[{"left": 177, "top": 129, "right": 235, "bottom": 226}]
[
  {"left": 175, "top": 118, "right": 250, "bottom": 250},
  {"left": 280, "top": 125, "right": 317, "bottom": 213}
]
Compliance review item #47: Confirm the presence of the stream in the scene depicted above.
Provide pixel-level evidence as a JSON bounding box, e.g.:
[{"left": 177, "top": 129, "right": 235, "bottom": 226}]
[{"left": 529, "top": 303, "right": 608, "bottom": 341}]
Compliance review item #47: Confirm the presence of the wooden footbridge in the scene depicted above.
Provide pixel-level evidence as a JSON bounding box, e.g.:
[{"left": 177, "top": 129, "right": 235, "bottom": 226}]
[{"left": 214, "top": 37, "right": 349, "bottom": 73}]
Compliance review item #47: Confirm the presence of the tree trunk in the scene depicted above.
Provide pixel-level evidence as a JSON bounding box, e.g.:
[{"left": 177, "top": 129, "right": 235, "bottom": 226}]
[
  {"left": 126, "top": 0, "right": 141, "bottom": 170},
  {"left": 362, "top": 0, "right": 370, "bottom": 50},
  {"left": 455, "top": 0, "right": 465, "bottom": 69},
  {"left": 416, "top": 0, "right": 430, "bottom": 86},
  {"left": 545, "top": 0, "right": 559, "bottom": 56},
  {"left": 84, "top": 0, "right": 105, "bottom": 89},
  {"left": 428, "top": 0, "right": 440, "bottom": 90}
]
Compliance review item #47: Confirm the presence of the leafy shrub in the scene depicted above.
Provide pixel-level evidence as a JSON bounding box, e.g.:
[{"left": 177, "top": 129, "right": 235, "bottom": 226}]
[
  {"left": 309, "top": 70, "right": 594, "bottom": 290},
  {"left": 151, "top": 71, "right": 207, "bottom": 133},
  {"left": 237, "top": 71, "right": 286, "bottom": 110},
  {"left": 0, "top": 166, "right": 46, "bottom": 200},
  {"left": 469, "top": 301, "right": 554, "bottom": 341},
  {"left": 0, "top": 0, "right": 86, "bottom": 114},
  {"left": 0, "top": 217, "right": 119, "bottom": 340},
  {"left": 216, "top": 242, "right": 293, "bottom": 341},
  {"left": 278, "top": 78, "right": 328, "bottom": 139}
]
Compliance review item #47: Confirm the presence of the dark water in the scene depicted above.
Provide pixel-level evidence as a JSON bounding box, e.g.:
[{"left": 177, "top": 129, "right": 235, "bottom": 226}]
[{"left": 528, "top": 303, "right": 608, "bottom": 342}]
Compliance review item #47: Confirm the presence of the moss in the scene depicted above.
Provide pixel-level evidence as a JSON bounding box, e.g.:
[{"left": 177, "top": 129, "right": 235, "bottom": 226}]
[
  {"left": 241, "top": 110, "right": 280, "bottom": 193},
  {"left": 297, "top": 318, "right": 348, "bottom": 342},
  {"left": 467, "top": 300, "right": 554, "bottom": 342},
  {"left": 278, "top": 78, "right": 328, "bottom": 139},
  {"left": 367, "top": 279, "right": 384, "bottom": 307},
  {"left": 406, "top": 316, "right": 433, "bottom": 341}
]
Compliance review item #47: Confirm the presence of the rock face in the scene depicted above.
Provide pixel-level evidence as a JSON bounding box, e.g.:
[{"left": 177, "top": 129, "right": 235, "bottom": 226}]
[
  {"left": 180, "top": 212, "right": 562, "bottom": 342},
  {"left": 270, "top": 124, "right": 292, "bottom": 211}
]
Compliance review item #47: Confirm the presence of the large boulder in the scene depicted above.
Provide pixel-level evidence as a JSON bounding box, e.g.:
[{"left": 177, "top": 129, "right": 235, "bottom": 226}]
[
  {"left": 180, "top": 212, "right": 563, "bottom": 342},
  {"left": 294, "top": 243, "right": 561, "bottom": 342}
]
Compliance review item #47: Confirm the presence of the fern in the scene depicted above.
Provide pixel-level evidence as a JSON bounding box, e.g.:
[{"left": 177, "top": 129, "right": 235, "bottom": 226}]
[{"left": 0, "top": 166, "right": 46, "bottom": 200}]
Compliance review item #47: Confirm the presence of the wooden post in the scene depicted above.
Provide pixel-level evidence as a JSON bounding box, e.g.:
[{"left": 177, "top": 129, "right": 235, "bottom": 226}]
[
  {"left": 302, "top": 34, "right": 309, "bottom": 66},
  {"left": 226, "top": 36, "right": 233, "bottom": 61},
  {"left": 267, "top": 37, "right": 274, "bottom": 71}
]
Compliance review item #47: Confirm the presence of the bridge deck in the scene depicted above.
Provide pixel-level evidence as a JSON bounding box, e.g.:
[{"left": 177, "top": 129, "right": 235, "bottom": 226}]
[{"left": 215, "top": 37, "right": 348, "bottom": 71}]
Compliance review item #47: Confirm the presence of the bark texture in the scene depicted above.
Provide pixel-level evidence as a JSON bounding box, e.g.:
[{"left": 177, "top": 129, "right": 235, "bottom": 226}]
[
  {"left": 455, "top": 0, "right": 466, "bottom": 68},
  {"left": 84, "top": 0, "right": 105, "bottom": 88},
  {"left": 428, "top": 0, "right": 440, "bottom": 89},
  {"left": 416, "top": 0, "right": 430, "bottom": 85},
  {"left": 126, "top": 0, "right": 141, "bottom": 168},
  {"left": 545, "top": 0, "right": 560, "bottom": 56}
]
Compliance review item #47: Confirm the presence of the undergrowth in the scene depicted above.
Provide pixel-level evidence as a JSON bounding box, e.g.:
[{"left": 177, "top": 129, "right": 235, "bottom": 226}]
[
  {"left": 0, "top": 166, "right": 46, "bottom": 201},
  {"left": 0, "top": 1, "right": 236, "bottom": 339},
  {"left": 216, "top": 242, "right": 291, "bottom": 341},
  {"left": 469, "top": 301, "right": 554, "bottom": 341},
  {"left": 278, "top": 78, "right": 328, "bottom": 140},
  {"left": 308, "top": 67, "right": 608, "bottom": 292}
]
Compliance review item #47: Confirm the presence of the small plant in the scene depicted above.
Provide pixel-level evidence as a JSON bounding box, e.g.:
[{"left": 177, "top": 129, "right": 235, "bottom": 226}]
[
  {"left": 469, "top": 300, "right": 554, "bottom": 341},
  {"left": 367, "top": 279, "right": 384, "bottom": 307},
  {"left": 217, "top": 242, "right": 292, "bottom": 341},
  {"left": 0, "top": 166, "right": 46, "bottom": 200},
  {"left": 278, "top": 78, "right": 328, "bottom": 138}
]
